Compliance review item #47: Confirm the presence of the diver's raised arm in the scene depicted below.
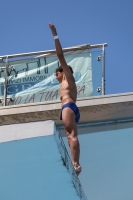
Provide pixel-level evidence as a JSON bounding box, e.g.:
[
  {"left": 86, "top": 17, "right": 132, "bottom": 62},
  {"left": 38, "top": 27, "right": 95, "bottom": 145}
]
[{"left": 49, "top": 22, "right": 72, "bottom": 76}]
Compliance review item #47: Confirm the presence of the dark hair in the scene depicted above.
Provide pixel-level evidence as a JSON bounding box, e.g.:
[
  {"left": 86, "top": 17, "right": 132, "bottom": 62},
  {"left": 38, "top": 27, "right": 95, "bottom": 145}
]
[{"left": 55, "top": 65, "right": 73, "bottom": 74}]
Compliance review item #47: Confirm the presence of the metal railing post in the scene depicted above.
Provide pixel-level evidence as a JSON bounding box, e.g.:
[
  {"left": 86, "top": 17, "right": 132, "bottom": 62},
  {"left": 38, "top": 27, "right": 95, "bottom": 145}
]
[
  {"left": 3, "top": 57, "right": 8, "bottom": 106},
  {"left": 102, "top": 45, "right": 105, "bottom": 95}
]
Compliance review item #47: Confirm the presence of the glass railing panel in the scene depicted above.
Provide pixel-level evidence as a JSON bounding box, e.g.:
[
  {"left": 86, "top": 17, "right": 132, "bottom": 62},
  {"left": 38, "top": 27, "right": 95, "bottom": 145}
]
[
  {"left": 6, "top": 57, "right": 59, "bottom": 106},
  {"left": 0, "top": 49, "right": 103, "bottom": 106}
]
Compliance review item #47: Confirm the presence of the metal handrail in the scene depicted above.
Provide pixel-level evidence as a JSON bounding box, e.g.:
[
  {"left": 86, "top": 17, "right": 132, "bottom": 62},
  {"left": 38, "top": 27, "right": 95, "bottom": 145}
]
[{"left": 0, "top": 43, "right": 107, "bottom": 59}]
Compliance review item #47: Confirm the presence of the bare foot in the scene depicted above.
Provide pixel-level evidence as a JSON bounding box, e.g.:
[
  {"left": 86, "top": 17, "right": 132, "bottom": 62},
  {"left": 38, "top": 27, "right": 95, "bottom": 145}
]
[{"left": 73, "top": 164, "right": 82, "bottom": 176}]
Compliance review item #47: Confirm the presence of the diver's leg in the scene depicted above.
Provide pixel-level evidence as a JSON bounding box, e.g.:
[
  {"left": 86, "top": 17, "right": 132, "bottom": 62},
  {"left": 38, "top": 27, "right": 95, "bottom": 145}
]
[{"left": 62, "top": 107, "right": 81, "bottom": 173}]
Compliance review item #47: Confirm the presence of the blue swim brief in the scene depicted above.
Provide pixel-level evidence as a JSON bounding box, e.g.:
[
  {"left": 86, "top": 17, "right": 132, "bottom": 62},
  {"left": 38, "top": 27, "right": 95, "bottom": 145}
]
[{"left": 60, "top": 102, "right": 80, "bottom": 123}]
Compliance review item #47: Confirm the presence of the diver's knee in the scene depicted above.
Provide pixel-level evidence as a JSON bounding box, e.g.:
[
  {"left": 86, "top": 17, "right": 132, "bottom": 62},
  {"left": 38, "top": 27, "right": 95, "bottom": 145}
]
[{"left": 68, "top": 134, "right": 78, "bottom": 143}]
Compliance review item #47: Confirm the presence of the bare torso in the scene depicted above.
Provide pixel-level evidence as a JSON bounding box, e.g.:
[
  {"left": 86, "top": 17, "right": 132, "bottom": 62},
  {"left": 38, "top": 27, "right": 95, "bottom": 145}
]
[{"left": 60, "top": 74, "right": 77, "bottom": 106}]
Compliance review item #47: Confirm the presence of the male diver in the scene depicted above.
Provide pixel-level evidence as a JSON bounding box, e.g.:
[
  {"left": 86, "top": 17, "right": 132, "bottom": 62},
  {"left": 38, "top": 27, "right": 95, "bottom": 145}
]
[{"left": 49, "top": 23, "right": 81, "bottom": 175}]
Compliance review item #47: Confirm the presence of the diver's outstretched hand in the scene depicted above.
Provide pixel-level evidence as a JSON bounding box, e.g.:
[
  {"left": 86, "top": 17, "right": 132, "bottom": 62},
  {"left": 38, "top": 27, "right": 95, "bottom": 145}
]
[{"left": 49, "top": 22, "right": 57, "bottom": 36}]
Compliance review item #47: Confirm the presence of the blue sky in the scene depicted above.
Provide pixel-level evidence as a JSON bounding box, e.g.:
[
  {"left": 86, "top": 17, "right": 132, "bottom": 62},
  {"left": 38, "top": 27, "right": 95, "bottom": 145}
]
[{"left": 0, "top": 0, "right": 133, "bottom": 95}]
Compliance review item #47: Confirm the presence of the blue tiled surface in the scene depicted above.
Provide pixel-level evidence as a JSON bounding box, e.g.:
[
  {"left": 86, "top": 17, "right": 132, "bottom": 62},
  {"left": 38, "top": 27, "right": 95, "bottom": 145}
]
[
  {"left": 63, "top": 120, "right": 133, "bottom": 200},
  {"left": 0, "top": 135, "right": 80, "bottom": 200}
]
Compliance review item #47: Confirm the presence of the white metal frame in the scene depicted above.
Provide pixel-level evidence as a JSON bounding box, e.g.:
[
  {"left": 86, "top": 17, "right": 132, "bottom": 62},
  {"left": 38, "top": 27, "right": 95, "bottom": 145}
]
[{"left": 0, "top": 43, "right": 107, "bottom": 106}]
